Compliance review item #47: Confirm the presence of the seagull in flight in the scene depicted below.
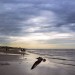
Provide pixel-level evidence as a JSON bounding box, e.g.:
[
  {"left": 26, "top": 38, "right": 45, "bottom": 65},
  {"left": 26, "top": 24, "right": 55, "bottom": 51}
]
[{"left": 31, "top": 57, "right": 46, "bottom": 70}]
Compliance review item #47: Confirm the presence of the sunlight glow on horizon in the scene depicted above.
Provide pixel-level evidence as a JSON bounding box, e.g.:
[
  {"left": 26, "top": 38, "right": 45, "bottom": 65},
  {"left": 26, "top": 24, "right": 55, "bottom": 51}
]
[{"left": 2, "top": 32, "right": 74, "bottom": 49}]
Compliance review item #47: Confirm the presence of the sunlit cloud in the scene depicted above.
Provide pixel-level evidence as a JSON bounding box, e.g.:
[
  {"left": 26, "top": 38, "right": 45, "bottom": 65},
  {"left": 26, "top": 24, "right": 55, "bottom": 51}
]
[
  {"left": 25, "top": 10, "right": 59, "bottom": 27},
  {"left": 24, "top": 27, "right": 41, "bottom": 32},
  {"left": 9, "top": 32, "right": 73, "bottom": 43}
]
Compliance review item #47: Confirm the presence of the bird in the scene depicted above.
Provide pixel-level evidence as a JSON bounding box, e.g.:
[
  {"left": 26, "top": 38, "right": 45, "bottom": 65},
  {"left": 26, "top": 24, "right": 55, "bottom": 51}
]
[{"left": 31, "top": 57, "right": 46, "bottom": 70}]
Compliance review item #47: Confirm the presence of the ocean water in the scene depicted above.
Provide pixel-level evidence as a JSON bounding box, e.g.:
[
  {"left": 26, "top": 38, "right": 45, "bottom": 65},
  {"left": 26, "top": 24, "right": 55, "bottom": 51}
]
[
  {"left": 0, "top": 49, "right": 75, "bottom": 75},
  {"left": 28, "top": 49, "right": 75, "bottom": 66}
]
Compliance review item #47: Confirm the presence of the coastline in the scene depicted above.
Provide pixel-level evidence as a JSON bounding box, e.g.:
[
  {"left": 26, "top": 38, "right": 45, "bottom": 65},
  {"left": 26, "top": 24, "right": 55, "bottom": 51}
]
[{"left": 0, "top": 51, "right": 75, "bottom": 75}]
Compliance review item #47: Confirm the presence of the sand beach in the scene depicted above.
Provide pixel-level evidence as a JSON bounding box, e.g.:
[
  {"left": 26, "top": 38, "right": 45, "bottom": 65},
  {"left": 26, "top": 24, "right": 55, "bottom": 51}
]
[{"left": 0, "top": 50, "right": 75, "bottom": 75}]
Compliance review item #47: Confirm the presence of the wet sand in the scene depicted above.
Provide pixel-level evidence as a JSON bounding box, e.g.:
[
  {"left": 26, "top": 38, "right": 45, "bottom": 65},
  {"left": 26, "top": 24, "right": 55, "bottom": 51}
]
[{"left": 0, "top": 52, "right": 75, "bottom": 75}]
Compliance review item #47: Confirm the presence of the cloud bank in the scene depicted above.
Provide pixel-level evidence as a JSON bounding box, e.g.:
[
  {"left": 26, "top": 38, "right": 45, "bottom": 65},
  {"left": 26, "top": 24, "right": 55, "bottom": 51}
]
[{"left": 0, "top": 0, "right": 75, "bottom": 48}]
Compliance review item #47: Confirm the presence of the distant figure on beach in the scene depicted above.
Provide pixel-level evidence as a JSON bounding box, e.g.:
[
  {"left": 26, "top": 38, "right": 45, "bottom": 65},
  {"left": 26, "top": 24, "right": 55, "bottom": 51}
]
[
  {"left": 31, "top": 57, "right": 46, "bottom": 70},
  {"left": 21, "top": 48, "right": 26, "bottom": 56},
  {"left": 5, "top": 47, "right": 9, "bottom": 54},
  {"left": 6, "top": 47, "right": 9, "bottom": 52},
  {"left": 21, "top": 48, "right": 26, "bottom": 52}
]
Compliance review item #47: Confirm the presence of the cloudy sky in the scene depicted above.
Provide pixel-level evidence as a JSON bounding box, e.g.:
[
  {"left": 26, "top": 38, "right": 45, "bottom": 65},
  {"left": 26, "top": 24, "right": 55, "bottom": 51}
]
[{"left": 0, "top": 0, "right": 75, "bottom": 49}]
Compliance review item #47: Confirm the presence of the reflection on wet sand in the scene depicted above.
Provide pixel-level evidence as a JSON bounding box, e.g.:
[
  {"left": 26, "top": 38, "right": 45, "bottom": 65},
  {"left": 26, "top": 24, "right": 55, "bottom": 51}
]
[{"left": 0, "top": 51, "right": 75, "bottom": 75}]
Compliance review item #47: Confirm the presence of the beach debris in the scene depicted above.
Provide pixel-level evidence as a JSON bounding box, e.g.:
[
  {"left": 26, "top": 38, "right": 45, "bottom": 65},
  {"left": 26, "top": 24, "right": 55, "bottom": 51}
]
[{"left": 31, "top": 57, "right": 46, "bottom": 70}]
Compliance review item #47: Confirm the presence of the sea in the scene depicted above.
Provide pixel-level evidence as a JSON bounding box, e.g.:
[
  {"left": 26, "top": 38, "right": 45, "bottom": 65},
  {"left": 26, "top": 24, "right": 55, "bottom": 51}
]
[{"left": 28, "top": 49, "right": 75, "bottom": 67}]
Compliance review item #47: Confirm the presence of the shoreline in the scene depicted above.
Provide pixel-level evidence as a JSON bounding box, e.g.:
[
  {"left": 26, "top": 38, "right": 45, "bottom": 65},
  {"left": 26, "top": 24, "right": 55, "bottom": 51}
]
[{"left": 0, "top": 51, "right": 75, "bottom": 75}]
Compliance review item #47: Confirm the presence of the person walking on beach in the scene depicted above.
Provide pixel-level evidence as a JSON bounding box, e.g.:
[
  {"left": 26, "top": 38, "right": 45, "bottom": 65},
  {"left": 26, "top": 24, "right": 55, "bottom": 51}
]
[{"left": 31, "top": 57, "right": 46, "bottom": 70}]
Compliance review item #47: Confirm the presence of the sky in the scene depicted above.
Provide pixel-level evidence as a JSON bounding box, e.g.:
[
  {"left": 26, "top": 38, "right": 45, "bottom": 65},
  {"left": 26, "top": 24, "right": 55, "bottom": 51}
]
[{"left": 0, "top": 0, "right": 75, "bottom": 49}]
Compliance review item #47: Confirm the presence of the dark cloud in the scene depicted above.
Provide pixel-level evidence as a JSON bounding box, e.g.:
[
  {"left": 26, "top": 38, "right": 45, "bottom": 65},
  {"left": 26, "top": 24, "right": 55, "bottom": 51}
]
[
  {"left": 66, "top": 13, "right": 75, "bottom": 23},
  {"left": 0, "top": 12, "right": 23, "bottom": 36},
  {"left": 0, "top": 3, "right": 39, "bottom": 36},
  {"left": 0, "top": 0, "right": 75, "bottom": 45},
  {"left": 33, "top": 0, "right": 75, "bottom": 32}
]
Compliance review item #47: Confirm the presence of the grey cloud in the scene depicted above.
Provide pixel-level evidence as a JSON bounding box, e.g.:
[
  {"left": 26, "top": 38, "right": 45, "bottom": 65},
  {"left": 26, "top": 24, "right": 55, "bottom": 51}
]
[
  {"left": 66, "top": 13, "right": 75, "bottom": 23},
  {"left": 0, "top": 3, "right": 40, "bottom": 36},
  {"left": 0, "top": 12, "right": 23, "bottom": 36},
  {"left": 33, "top": 0, "right": 75, "bottom": 32},
  {"left": 0, "top": 0, "right": 75, "bottom": 45},
  {"left": 0, "top": 36, "right": 12, "bottom": 44},
  {"left": 39, "top": 39, "right": 75, "bottom": 44}
]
